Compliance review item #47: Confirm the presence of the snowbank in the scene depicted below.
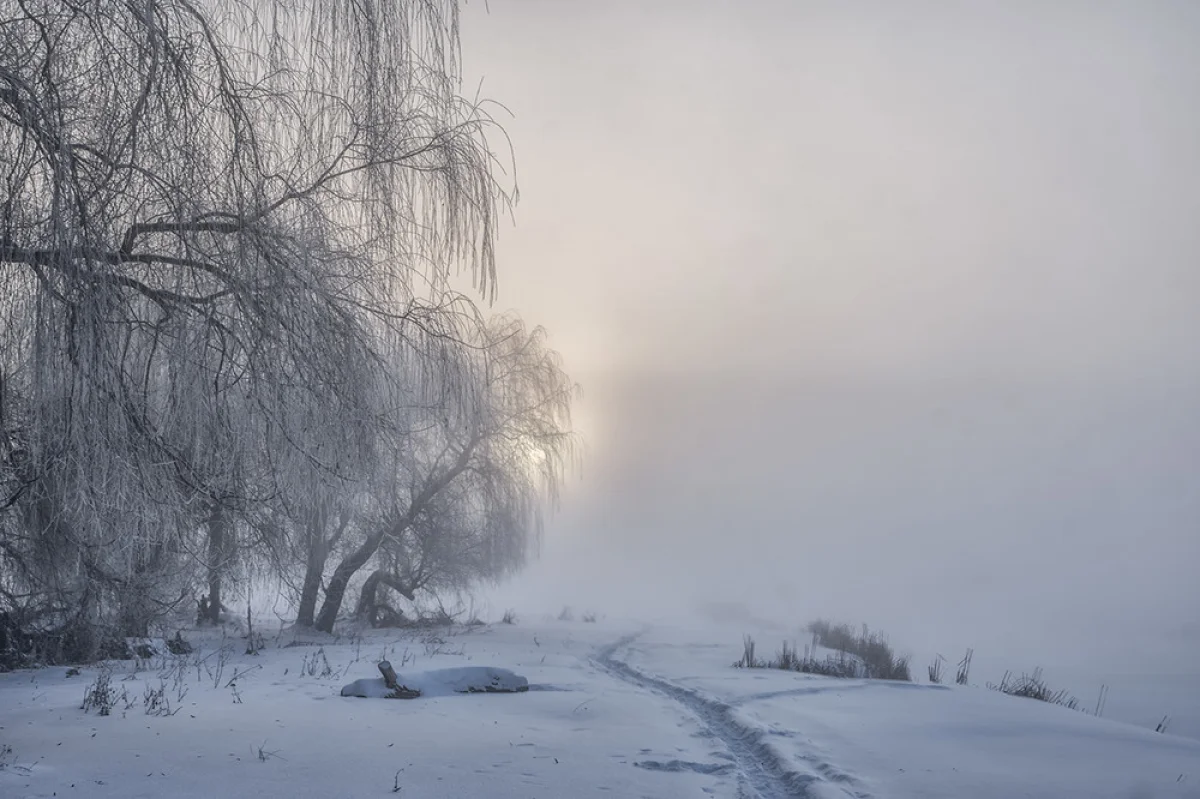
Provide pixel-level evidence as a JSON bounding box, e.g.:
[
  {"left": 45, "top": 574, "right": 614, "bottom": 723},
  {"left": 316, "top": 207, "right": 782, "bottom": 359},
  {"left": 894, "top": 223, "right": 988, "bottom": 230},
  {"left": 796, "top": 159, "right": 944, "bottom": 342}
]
[{"left": 340, "top": 665, "right": 529, "bottom": 698}]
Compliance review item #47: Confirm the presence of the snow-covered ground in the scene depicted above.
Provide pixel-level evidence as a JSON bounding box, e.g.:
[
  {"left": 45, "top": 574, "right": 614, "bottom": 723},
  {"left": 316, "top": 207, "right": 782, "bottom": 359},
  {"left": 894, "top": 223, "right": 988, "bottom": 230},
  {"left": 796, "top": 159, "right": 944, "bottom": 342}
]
[{"left": 1, "top": 620, "right": 1196, "bottom": 798}]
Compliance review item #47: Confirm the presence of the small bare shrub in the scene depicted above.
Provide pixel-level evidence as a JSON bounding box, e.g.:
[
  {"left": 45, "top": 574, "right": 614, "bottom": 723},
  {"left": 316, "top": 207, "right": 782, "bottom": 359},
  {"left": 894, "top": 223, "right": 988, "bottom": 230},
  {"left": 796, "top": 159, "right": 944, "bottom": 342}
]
[
  {"left": 557, "top": 606, "right": 574, "bottom": 622},
  {"left": 797, "top": 653, "right": 860, "bottom": 679},
  {"left": 581, "top": 611, "right": 597, "bottom": 623},
  {"left": 157, "top": 653, "right": 192, "bottom": 702},
  {"left": 256, "top": 741, "right": 283, "bottom": 761},
  {"left": 82, "top": 666, "right": 124, "bottom": 716},
  {"left": 735, "top": 639, "right": 857, "bottom": 676},
  {"left": 956, "top": 648, "right": 973, "bottom": 685},
  {"left": 245, "top": 631, "right": 266, "bottom": 656},
  {"left": 776, "top": 641, "right": 800, "bottom": 671},
  {"left": 928, "top": 655, "right": 945, "bottom": 684},
  {"left": 875, "top": 653, "right": 911, "bottom": 682},
  {"left": 988, "top": 668, "right": 1080, "bottom": 710},
  {"left": 501, "top": 609, "right": 517, "bottom": 625},
  {"left": 737, "top": 629, "right": 904, "bottom": 680},
  {"left": 808, "top": 620, "right": 855, "bottom": 652},
  {"left": 143, "top": 680, "right": 178, "bottom": 716},
  {"left": 300, "top": 647, "right": 335, "bottom": 678},
  {"left": 421, "top": 633, "right": 464, "bottom": 658},
  {"left": 206, "top": 646, "right": 232, "bottom": 688},
  {"left": 224, "top": 664, "right": 262, "bottom": 688},
  {"left": 807, "top": 619, "right": 911, "bottom": 681},
  {"left": 1093, "top": 684, "right": 1109, "bottom": 717},
  {"left": 734, "top": 635, "right": 760, "bottom": 668}
]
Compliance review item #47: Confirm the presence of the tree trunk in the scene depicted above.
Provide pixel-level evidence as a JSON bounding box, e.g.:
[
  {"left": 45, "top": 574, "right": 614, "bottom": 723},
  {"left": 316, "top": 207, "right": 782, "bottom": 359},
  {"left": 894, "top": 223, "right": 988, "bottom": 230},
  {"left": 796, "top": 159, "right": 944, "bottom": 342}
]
[
  {"left": 205, "top": 503, "right": 228, "bottom": 625},
  {"left": 295, "top": 507, "right": 328, "bottom": 628},
  {"left": 119, "top": 596, "right": 150, "bottom": 638},
  {"left": 119, "top": 573, "right": 151, "bottom": 638},
  {"left": 314, "top": 527, "right": 385, "bottom": 633},
  {"left": 119, "top": 542, "right": 166, "bottom": 637},
  {"left": 354, "top": 569, "right": 383, "bottom": 623},
  {"left": 296, "top": 556, "right": 322, "bottom": 628},
  {"left": 313, "top": 446, "right": 473, "bottom": 634},
  {"left": 354, "top": 569, "right": 417, "bottom": 625}
]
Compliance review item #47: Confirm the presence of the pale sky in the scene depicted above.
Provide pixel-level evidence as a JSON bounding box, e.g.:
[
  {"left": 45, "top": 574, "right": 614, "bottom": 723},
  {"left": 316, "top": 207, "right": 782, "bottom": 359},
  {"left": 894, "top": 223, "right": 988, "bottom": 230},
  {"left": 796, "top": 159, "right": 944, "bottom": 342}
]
[{"left": 457, "top": 1, "right": 1200, "bottom": 676}]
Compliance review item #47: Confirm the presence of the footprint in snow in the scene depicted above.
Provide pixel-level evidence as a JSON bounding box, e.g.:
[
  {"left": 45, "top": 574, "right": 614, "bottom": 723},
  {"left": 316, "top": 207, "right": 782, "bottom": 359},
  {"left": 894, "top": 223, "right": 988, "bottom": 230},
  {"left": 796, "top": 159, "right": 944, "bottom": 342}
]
[{"left": 634, "top": 759, "right": 735, "bottom": 776}]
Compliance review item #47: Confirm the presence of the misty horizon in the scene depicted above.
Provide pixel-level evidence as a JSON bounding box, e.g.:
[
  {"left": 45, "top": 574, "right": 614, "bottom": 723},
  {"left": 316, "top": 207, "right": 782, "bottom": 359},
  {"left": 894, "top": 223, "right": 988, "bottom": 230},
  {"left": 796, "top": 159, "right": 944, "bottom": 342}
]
[{"left": 459, "top": 0, "right": 1200, "bottom": 690}]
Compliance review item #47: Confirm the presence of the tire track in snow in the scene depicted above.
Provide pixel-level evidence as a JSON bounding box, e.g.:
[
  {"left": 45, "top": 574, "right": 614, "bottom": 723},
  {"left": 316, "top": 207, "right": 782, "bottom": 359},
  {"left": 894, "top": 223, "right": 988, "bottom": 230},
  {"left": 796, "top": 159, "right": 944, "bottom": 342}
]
[{"left": 593, "top": 634, "right": 860, "bottom": 799}]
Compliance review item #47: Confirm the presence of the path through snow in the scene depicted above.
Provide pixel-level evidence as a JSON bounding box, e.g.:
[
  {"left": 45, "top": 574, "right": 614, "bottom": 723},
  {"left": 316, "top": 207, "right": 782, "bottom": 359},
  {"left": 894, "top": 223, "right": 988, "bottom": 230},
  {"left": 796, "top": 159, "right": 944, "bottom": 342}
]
[{"left": 593, "top": 633, "right": 864, "bottom": 799}]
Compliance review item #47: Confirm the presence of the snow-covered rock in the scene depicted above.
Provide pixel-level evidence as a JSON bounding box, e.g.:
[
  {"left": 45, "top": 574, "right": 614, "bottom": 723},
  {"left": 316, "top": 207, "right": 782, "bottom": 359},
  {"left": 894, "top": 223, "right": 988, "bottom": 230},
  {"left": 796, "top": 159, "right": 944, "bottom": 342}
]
[{"left": 340, "top": 666, "right": 529, "bottom": 699}]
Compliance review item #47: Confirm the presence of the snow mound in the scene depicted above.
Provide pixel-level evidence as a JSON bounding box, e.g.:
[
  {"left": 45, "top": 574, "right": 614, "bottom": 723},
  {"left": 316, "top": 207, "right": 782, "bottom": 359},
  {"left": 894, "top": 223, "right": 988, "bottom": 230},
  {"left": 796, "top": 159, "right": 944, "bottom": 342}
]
[{"left": 340, "top": 666, "right": 529, "bottom": 699}]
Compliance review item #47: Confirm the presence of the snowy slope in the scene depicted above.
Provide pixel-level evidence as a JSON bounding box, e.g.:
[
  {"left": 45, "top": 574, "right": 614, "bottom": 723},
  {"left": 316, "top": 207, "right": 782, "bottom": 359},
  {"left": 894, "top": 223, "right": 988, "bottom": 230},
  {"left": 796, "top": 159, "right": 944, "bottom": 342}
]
[
  {"left": 619, "top": 626, "right": 1200, "bottom": 799},
  {"left": 1, "top": 621, "right": 1197, "bottom": 798}
]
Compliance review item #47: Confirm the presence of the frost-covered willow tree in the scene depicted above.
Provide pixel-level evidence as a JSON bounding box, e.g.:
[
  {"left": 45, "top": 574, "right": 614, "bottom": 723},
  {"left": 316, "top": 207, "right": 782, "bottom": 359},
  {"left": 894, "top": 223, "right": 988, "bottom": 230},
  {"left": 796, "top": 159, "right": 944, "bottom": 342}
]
[
  {"left": 315, "top": 315, "right": 577, "bottom": 633},
  {"left": 0, "top": 0, "right": 551, "bottom": 656},
  {"left": 279, "top": 296, "right": 476, "bottom": 630}
]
